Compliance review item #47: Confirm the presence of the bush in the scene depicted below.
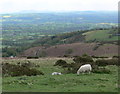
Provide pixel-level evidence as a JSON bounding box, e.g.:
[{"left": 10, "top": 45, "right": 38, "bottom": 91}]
[
  {"left": 65, "top": 49, "right": 73, "bottom": 54},
  {"left": 62, "top": 62, "right": 97, "bottom": 74},
  {"left": 54, "top": 59, "right": 67, "bottom": 66},
  {"left": 63, "top": 54, "right": 71, "bottom": 57},
  {"left": 18, "top": 61, "right": 34, "bottom": 68},
  {"left": 93, "top": 45, "right": 99, "bottom": 51},
  {"left": 39, "top": 51, "right": 47, "bottom": 57},
  {"left": 92, "top": 64, "right": 99, "bottom": 70},
  {"left": 53, "top": 55, "right": 114, "bottom": 74},
  {"left": 95, "top": 59, "right": 118, "bottom": 66},
  {"left": 92, "top": 67, "right": 111, "bottom": 74},
  {"left": 95, "top": 60, "right": 108, "bottom": 66},
  {"left": 112, "top": 56, "right": 119, "bottom": 59},
  {"left": 73, "top": 55, "right": 93, "bottom": 63},
  {"left": 2, "top": 63, "right": 44, "bottom": 77},
  {"left": 64, "top": 63, "right": 82, "bottom": 74},
  {"left": 92, "top": 55, "right": 108, "bottom": 58},
  {"left": 27, "top": 56, "right": 39, "bottom": 59}
]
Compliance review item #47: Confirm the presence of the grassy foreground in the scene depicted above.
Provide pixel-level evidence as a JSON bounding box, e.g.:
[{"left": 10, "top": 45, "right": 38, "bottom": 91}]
[{"left": 2, "top": 58, "right": 118, "bottom": 92}]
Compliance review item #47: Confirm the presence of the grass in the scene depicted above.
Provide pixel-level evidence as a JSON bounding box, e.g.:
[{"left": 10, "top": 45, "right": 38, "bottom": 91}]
[
  {"left": 2, "top": 58, "right": 118, "bottom": 92},
  {"left": 83, "top": 30, "right": 119, "bottom": 42}
]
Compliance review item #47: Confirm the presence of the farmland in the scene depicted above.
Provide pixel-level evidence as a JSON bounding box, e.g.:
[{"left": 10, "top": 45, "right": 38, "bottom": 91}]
[
  {"left": 2, "top": 11, "right": 118, "bottom": 48},
  {"left": 1, "top": 11, "right": 119, "bottom": 93},
  {"left": 1, "top": 11, "right": 119, "bottom": 57},
  {"left": 2, "top": 58, "right": 118, "bottom": 92}
]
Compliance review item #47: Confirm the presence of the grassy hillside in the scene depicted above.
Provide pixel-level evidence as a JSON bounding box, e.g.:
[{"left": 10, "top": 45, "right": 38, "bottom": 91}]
[
  {"left": 2, "top": 28, "right": 119, "bottom": 57},
  {"left": 2, "top": 58, "right": 118, "bottom": 92},
  {"left": 30, "top": 28, "right": 119, "bottom": 47},
  {"left": 83, "top": 29, "right": 119, "bottom": 42}
]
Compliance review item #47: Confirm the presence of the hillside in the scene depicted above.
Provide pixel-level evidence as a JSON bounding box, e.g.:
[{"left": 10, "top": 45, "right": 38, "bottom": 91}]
[
  {"left": 20, "top": 42, "right": 118, "bottom": 57},
  {"left": 2, "top": 11, "right": 118, "bottom": 48},
  {"left": 30, "top": 28, "right": 119, "bottom": 47},
  {"left": 20, "top": 27, "right": 119, "bottom": 57},
  {"left": 1, "top": 11, "right": 119, "bottom": 57},
  {"left": 2, "top": 28, "right": 119, "bottom": 57}
]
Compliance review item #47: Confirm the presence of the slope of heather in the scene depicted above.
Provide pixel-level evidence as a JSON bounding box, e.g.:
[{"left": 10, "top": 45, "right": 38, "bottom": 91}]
[{"left": 21, "top": 43, "right": 118, "bottom": 57}]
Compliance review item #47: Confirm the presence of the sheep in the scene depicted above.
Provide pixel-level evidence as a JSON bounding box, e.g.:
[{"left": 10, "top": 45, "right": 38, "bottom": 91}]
[
  {"left": 52, "top": 72, "right": 62, "bottom": 75},
  {"left": 77, "top": 64, "right": 92, "bottom": 75}
]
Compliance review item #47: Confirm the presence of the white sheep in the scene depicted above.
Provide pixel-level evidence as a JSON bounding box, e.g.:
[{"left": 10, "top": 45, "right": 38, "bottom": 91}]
[
  {"left": 77, "top": 64, "right": 92, "bottom": 75},
  {"left": 52, "top": 72, "right": 62, "bottom": 75}
]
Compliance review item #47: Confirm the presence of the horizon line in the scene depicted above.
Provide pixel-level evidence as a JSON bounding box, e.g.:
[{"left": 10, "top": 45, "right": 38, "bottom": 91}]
[{"left": 0, "top": 10, "right": 118, "bottom": 14}]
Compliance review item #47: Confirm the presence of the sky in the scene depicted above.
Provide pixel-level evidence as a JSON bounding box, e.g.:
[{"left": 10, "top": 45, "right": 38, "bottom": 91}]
[{"left": 0, "top": 0, "right": 119, "bottom": 13}]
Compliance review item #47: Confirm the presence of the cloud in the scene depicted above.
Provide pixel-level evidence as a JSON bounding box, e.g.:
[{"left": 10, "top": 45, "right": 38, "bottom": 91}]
[{"left": 0, "top": 0, "right": 119, "bottom": 13}]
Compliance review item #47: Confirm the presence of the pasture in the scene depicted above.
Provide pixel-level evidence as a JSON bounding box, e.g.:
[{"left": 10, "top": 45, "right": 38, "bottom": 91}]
[
  {"left": 83, "top": 30, "right": 119, "bottom": 42},
  {"left": 2, "top": 58, "right": 118, "bottom": 92}
]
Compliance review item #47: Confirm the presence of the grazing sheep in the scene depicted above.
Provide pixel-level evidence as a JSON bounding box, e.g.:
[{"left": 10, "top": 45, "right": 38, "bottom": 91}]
[
  {"left": 52, "top": 72, "right": 62, "bottom": 75},
  {"left": 77, "top": 64, "right": 92, "bottom": 75}
]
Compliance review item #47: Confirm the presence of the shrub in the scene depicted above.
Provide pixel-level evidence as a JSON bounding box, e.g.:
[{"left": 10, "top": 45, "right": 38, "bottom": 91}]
[
  {"left": 20, "top": 61, "right": 34, "bottom": 68},
  {"left": 65, "top": 49, "right": 73, "bottom": 54},
  {"left": 82, "top": 54, "right": 89, "bottom": 57},
  {"left": 91, "top": 55, "right": 98, "bottom": 58},
  {"left": 63, "top": 54, "right": 71, "bottom": 57},
  {"left": 65, "top": 63, "right": 82, "bottom": 74},
  {"left": 92, "top": 56, "right": 108, "bottom": 58},
  {"left": 54, "top": 59, "right": 67, "bottom": 66},
  {"left": 95, "top": 60, "right": 108, "bottom": 66},
  {"left": 73, "top": 55, "right": 93, "bottom": 63},
  {"left": 63, "top": 62, "right": 96, "bottom": 74},
  {"left": 112, "top": 56, "right": 119, "bottom": 58},
  {"left": 93, "top": 45, "right": 99, "bottom": 51},
  {"left": 39, "top": 51, "right": 47, "bottom": 57},
  {"left": 92, "top": 67, "right": 111, "bottom": 74},
  {"left": 92, "top": 64, "right": 99, "bottom": 70},
  {"left": 27, "top": 56, "right": 39, "bottom": 59},
  {"left": 2, "top": 63, "right": 44, "bottom": 77},
  {"left": 95, "top": 59, "right": 118, "bottom": 66}
]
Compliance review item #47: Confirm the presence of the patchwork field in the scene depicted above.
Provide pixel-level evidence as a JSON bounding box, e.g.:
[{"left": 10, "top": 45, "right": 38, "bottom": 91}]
[{"left": 2, "top": 58, "right": 118, "bottom": 92}]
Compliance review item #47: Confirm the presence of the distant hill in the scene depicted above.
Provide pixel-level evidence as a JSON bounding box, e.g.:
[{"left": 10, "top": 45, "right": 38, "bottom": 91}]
[
  {"left": 20, "top": 43, "right": 118, "bottom": 57},
  {"left": 2, "top": 28, "right": 119, "bottom": 57},
  {"left": 30, "top": 28, "right": 119, "bottom": 47},
  {"left": 2, "top": 11, "right": 118, "bottom": 48},
  {"left": 2, "top": 11, "right": 119, "bottom": 57},
  {"left": 19, "top": 28, "right": 119, "bottom": 57}
]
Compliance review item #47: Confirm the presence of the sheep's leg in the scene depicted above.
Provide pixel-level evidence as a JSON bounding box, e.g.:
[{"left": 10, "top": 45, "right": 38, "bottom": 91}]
[
  {"left": 88, "top": 71, "right": 91, "bottom": 74},
  {"left": 77, "top": 71, "right": 80, "bottom": 75}
]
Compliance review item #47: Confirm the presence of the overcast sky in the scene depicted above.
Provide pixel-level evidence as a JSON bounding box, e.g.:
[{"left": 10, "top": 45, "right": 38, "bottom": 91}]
[{"left": 0, "top": 0, "right": 119, "bottom": 13}]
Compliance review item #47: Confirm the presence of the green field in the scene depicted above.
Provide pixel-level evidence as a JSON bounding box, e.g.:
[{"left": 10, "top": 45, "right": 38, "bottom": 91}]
[
  {"left": 2, "top": 58, "right": 118, "bottom": 92},
  {"left": 83, "top": 30, "right": 119, "bottom": 42}
]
